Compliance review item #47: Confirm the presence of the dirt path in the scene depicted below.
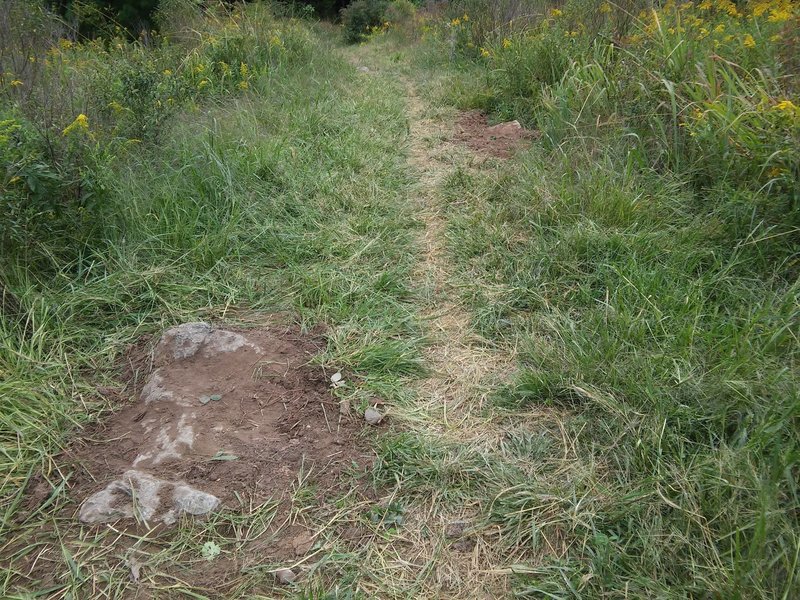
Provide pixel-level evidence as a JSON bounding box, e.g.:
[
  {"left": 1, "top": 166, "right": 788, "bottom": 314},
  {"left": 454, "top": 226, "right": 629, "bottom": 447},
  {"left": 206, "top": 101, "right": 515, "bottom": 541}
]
[
  {"left": 340, "top": 45, "right": 522, "bottom": 597},
  {"left": 404, "top": 81, "right": 512, "bottom": 429}
]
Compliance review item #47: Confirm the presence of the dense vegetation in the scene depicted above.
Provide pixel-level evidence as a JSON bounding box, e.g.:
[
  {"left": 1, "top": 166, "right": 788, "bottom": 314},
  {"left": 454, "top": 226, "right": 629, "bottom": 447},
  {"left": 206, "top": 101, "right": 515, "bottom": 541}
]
[
  {"left": 367, "top": 0, "right": 799, "bottom": 596},
  {"left": 1, "top": 2, "right": 420, "bottom": 595},
  {"left": 1, "top": 0, "right": 798, "bottom": 597}
]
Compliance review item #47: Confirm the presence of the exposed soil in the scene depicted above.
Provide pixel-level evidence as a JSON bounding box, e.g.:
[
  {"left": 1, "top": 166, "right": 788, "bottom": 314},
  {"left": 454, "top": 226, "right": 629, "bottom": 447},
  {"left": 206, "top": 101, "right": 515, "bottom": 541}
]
[
  {"left": 12, "top": 322, "right": 370, "bottom": 595},
  {"left": 452, "top": 110, "right": 537, "bottom": 158}
]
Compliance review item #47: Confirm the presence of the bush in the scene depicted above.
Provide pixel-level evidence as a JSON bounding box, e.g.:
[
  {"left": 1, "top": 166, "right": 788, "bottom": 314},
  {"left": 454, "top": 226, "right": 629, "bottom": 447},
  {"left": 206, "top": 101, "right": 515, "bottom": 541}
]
[{"left": 341, "top": 0, "right": 390, "bottom": 43}]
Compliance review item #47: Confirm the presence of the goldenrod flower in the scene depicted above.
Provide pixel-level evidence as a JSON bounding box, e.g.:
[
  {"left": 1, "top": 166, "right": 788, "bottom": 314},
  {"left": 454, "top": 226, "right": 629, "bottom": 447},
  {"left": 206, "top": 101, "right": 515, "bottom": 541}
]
[
  {"left": 600, "top": 3, "right": 612, "bottom": 13},
  {"left": 198, "top": 79, "right": 209, "bottom": 89},
  {"left": 480, "top": 47, "right": 490, "bottom": 57},
  {"left": 10, "top": 79, "right": 23, "bottom": 87},
  {"left": 163, "top": 69, "right": 172, "bottom": 75},
  {"left": 63, "top": 113, "right": 89, "bottom": 136},
  {"left": 775, "top": 99, "right": 798, "bottom": 113},
  {"left": 451, "top": 17, "right": 461, "bottom": 26},
  {"left": 502, "top": 38, "right": 512, "bottom": 48},
  {"left": 743, "top": 34, "right": 756, "bottom": 48},
  {"left": 550, "top": 8, "right": 563, "bottom": 16},
  {"left": 239, "top": 80, "right": 249, "bottom": 90}
]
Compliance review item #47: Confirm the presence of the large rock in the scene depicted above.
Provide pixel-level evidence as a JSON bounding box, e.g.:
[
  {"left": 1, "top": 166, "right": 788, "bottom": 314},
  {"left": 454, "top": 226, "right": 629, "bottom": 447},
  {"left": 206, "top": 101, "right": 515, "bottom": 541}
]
[
  {"left": 155, "top": 322, "right": 261, "bottom": 362},
  {"left": 79, "top": 470, "right": 219, "bottom": 526}
]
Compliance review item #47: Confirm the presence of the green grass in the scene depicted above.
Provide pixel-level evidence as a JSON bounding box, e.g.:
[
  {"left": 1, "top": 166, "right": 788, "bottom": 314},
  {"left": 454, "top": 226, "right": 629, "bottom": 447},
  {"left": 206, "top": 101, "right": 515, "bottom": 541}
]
[
  {"left": 2, "top": 1, "right": 799, "bottom": 598},
  {"left": 0, "top": 6, "right": 424, "bottom": 597},
  {"left": 427, "top": 91, "right": 800, "bottom": 598}
]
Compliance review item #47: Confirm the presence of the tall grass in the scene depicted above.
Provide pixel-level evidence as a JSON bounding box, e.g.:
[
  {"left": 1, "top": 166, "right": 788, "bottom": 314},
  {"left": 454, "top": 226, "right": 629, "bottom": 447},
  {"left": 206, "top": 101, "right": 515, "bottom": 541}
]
[
  {"left": 368, "top": 0, "right": 800, "bottom": 596},
  {"left": 0, "top": 3, "right": 422, "bottom": 595}
]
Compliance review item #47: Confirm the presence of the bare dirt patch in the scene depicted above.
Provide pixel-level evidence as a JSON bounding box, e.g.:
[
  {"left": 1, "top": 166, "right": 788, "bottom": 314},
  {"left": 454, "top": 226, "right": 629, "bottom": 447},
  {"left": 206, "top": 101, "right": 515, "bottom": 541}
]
[
  {"left": 452, "top": 110, "right": 537, "bottom": 158},
  {"left": 67, "top": 323, "right": 366, "bottom": 527}
]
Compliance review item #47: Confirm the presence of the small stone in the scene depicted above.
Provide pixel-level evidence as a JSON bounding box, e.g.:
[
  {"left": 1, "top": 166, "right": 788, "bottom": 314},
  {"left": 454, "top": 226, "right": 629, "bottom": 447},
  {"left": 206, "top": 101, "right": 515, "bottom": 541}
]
[
  {"left": 357, "top": 66, "right": 369, "bottom": 73},
  {"left": 364, "top": 407, "right": 384, "bottom": 425},
  {"left": 209, "top": 394, "right": 222, "bottom": 401},
  {"left": 275, "top": 568, "right": 296, "bottom": 584},
  {"left": 339, "top": 398, "right": 351, "bottom": 416}
]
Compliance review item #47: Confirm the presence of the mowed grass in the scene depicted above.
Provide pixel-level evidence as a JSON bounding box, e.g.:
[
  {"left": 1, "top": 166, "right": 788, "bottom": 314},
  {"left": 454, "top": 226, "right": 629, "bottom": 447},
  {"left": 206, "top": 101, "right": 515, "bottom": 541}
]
[{"left": 0, "top": 11, "right": 424, "bottom": 597}]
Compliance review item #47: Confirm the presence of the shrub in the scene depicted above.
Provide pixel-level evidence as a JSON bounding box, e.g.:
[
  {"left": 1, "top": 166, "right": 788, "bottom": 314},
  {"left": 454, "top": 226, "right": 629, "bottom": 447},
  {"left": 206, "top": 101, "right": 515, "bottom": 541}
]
[{"left": 341, "top": 0, "right": 390, "bottom": 43}]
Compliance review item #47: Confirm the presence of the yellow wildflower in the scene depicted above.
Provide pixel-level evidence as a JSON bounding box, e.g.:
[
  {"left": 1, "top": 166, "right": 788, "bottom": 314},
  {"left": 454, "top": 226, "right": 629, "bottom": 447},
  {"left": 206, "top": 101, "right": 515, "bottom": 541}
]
[
  {"left": 58, "top": 39, "right": 73, "bottom": 50},
  {"left": 62, "top": 113, "right": 89, "bottom": 136},
  {"left": 742, "top": 34, "right": 756, "bottom": 48},
  {"left": 163, "top": 69, "right": 172, "bottom": 75},
  {"left": 239, "top": 80, "right": 249, "bottom": 90},
  {"left": 462, "top": 13, "right": 469, "bottom": 21},
  {"left": 480, "top": 47, "right": 490, "bottom": 57},
  {"left": 775, "top": 100, "right": 798, "bottom": 112},
  {"left": 713, "top": 23, "right": 724, "bottom": 33},
  {"left": 768, "top": 7, "right": 793, "bottom": 22},
  {"left": 550, "top": 8, "right": 563, "bottom": 16},
  {"left": 10, "top": 79, "right": 23, "bottom": 87},
  {"left": 600, "top": 2, "right": 612, "bottom": 13},
  {"left": 240, "top": 62, "right": 249, "bottom": 78},
  {"left": 769, "top": 34, "right": 781, "bottom": 42},
  {"left": 502, "top": 38, "right": 512, "bottom": 48},
  {"left": 107, "top": 101, "right": 125, "bottom": 112}
]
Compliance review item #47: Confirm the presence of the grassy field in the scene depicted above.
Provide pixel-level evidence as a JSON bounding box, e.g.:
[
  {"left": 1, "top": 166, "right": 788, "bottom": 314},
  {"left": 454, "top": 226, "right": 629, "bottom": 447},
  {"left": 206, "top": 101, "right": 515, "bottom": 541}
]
[{"left": 1, "top": 0, "right": 799, "bottom": 598}]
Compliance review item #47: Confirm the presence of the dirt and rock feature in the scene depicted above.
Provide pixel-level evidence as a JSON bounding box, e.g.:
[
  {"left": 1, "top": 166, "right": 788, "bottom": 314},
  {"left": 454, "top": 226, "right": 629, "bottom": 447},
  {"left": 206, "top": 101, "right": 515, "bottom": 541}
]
[
  {"left": 68, "top": 322, "right": 367, "bottom": 534},
  {"left": 452, "top": 110, "right": 538, "bottom": 158}
]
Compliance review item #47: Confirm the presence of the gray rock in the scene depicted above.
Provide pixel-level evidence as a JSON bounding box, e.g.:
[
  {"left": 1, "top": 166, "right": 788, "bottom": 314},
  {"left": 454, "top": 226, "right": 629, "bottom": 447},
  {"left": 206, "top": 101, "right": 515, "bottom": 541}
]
[
  {"left": 79, "top": 470, "right": 219, "bottom": 526},
  {"left": 156, "top": 322, "right": 261, "bottom": 361},
  {"left": 140, "top": 370, "right": 174, "bottom": 404},
  {"left": 173, "top": 484, "right": 220, "bottom": 515},
  {"left": 357, "top": 66, "right": 370, "bottom": 73},
  {"left": 275, "top": 568, "right": 297, "bottom": 584},
  {"left": 364, "top": 407, "right": 384, "bottom": 425},
  {"left": 158, "top": 322, "right": 213, "bottom": 360}
]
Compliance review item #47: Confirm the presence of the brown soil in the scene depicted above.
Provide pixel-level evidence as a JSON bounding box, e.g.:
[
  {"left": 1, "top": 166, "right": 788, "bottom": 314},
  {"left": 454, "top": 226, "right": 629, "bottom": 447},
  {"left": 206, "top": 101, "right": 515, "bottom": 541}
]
[
  {"left": 68, "top": 324, "right": 366, "bottom": 520},
  {"left": 452, "top": 110, "right": 538, "bottom": 158}
]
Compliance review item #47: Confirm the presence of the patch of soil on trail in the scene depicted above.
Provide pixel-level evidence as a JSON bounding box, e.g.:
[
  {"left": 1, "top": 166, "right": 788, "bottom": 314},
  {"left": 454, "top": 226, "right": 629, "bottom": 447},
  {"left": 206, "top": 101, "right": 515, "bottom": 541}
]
[
  {"left": 453, "top": 110, "right": 537, "bottom": 158},
  {"left": 66, "top": 324, "right": 366, "bottom": 523}
]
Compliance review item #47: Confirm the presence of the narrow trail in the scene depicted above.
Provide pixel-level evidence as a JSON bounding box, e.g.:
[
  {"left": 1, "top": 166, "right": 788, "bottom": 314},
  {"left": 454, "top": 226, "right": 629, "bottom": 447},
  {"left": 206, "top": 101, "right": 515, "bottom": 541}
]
[
  {"left": 342, "top": 44, "right": 540, "bottom": 598},
  {"left": 403, "top": 79, "right": 513, "bottom": 432}
]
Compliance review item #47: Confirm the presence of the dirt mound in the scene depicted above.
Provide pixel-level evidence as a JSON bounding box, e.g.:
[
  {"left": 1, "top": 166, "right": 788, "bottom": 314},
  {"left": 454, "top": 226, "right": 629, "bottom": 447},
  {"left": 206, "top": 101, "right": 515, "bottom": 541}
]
[
  {"left": 66, "top": 322, "right": 366, "bottom": 535},
  {"left": 453, "top": 110, "right": 537, "bottom": 158}
]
